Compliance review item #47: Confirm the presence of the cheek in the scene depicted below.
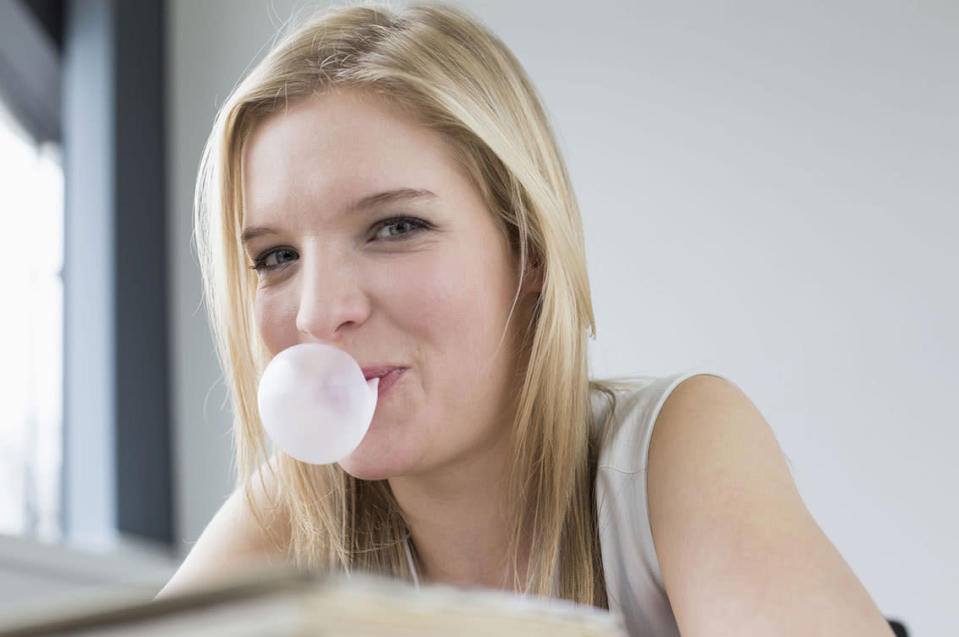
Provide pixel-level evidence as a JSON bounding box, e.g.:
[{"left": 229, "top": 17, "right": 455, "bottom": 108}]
[
  {"left": 254, "top": 288, "right": 298, "bottom": 355},
  {"left": 383, "top": 247, "right": 511, "bottom": 363}
]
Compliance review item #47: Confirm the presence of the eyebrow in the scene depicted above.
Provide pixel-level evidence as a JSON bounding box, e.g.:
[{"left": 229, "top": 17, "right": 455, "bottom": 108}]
[{"left": 240, "top": 188, "right": 437, "bottom": 245}]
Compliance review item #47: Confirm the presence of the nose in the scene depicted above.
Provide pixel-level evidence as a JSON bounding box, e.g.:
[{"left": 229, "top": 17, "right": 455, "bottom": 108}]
[{"left": 294, "top": 248, "right": 372, "bottom": 342}]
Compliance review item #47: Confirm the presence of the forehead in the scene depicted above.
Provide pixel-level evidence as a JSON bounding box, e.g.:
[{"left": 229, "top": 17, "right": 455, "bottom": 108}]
[{"left": 241, "top": 89, "right": 467, "bottom": 226}]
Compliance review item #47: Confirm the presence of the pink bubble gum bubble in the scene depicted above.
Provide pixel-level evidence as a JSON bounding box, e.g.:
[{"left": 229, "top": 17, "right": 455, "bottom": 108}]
[{"left": 257, "top": 343, "right": 379, "bottom": 465}]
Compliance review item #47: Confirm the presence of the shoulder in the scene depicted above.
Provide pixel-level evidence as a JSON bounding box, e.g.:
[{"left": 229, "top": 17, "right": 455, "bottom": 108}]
[
  {"left": 646, "top": 372, "right": 802, "bottom": 589},
  {"left": 648, "top": 373, "right": 782, "bottom": 476},
  {"left": 644, "top": 374, "right": 892, "bottom": 635},
  {"left": 592, "top": 372, "right": 737, "bottom": 473},
  {"left": 155, "top": 456, "right": 291, "bottom": 599},
  {"left": 646, "top": 373, "right": 797, "bottom": 523}
]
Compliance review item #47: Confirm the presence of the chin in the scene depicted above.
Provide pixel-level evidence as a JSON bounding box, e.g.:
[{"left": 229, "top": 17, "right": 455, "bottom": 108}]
[
  {"left": 337, "top": 448, "right": 410, "bottom": 481},
  {"left": 337, "top": 463, "right": 395, "bottom": 481},
  {"left": 337, "top": 412, "right": 423, "bottom": 480}
]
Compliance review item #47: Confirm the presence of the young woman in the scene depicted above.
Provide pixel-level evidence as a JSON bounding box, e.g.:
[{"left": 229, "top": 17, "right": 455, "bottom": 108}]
[{"left": 157, "top": 4, "right": 893, "bottom": 635}]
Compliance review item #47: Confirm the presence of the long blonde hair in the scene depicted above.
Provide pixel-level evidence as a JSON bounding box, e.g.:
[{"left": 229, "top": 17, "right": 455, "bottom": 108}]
[{"left": 194, "top": 1, "right": 628, "bottom": 607}]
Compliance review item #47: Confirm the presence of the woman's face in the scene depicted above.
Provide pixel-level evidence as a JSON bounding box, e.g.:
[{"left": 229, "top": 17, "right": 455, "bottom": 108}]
[{"left": 242, "top": 89, "right": 538, "bottom": 480}]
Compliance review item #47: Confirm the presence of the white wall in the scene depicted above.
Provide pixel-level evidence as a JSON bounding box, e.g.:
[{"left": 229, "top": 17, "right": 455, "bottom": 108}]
[{"left": 168, "top": 2, "right": 958, "bottom": 634}]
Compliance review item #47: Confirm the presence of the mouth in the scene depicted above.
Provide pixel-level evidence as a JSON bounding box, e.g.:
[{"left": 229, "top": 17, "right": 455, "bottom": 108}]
[
  {"left": 362, "top": 366, "right": 406, "bottom": 398},
  {"left": 361, "top": 365, "right": 405, "bottom": 381}
]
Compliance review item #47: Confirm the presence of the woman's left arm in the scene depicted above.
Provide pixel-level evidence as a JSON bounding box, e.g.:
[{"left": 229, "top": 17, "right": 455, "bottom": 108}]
[{"left": 647, "top": 374, "right": 893, "bottom": 636}]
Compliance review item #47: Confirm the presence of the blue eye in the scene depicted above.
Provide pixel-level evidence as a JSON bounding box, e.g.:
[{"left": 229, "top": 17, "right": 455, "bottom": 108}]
[
  {"left": 249, "top": 248, "right": 297, "bottom": 272},
  {"left": 373, "top": 216, "right": 430, "bottom": 240}
]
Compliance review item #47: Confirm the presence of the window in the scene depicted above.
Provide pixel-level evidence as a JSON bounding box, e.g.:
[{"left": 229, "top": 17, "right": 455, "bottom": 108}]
[{"left": 0, "top": 97, "right": 63, "bottom": 542}]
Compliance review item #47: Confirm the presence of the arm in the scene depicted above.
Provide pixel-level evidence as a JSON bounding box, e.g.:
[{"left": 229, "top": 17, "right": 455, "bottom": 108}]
[
  {"left": 154, "top": 456, "right": 291, "bottom": 600},
  {"left": 647, "top": 374, "right": 892, "bottom": 636}
]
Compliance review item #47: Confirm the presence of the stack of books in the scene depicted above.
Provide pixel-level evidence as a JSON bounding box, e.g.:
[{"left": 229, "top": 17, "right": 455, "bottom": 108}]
[{"left": 0, "top": 564, "right": 626, "bottom": 636}]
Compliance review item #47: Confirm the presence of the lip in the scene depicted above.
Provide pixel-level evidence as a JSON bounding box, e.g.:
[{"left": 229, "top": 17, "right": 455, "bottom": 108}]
[
  {"left": 377, "top": 368, "right": 405, "bottom": 397},
  {"left": 362, "top": 366, "right": 407, "bottom": 399},
  {"left": 361, "top": 365, "right": 403, "bottom": 380}
]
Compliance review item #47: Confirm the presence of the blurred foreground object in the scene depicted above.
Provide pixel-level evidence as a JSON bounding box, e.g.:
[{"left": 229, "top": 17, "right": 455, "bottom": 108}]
[{"left": 0, "top": 563, "right": 626, "bottom": 636}]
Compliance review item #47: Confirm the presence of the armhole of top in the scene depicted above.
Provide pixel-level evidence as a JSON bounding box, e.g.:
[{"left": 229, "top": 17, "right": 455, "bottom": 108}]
[{"left": 640, "top": 369, "right": 742, "bottom": 590}]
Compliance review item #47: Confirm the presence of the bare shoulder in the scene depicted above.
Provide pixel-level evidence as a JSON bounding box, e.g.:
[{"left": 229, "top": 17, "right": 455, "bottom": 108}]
[
  {"left": 646, "top": 373, "right": 892, "bottom": 636},
  {"left": 155, "top": 456, "right": 291, "bottom": 599},
  {"left": 648, "top": 374, "right": 798, "bottom": 506}
]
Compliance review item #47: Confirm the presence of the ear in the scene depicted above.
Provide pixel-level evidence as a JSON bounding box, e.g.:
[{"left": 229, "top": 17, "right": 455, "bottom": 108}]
[{"left": 522, "top": 252, "right": 543, "bottom": 295}]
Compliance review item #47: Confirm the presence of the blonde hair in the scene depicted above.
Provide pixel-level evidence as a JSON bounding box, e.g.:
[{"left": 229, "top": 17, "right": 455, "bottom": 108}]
[{"left": 194, "top": 1, "right": 634, "bottom": 607}]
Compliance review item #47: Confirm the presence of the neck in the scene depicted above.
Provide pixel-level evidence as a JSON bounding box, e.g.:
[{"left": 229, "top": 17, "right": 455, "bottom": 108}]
[
  {"left": 388, "top": 432, "right": 531, "bottom": 591},
  {"left": 390, "top": 317, "right": 539, "bottom": 591}
]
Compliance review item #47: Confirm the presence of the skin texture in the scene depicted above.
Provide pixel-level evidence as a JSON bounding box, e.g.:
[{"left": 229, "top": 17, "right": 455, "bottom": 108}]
[
  {"left": 648, "top": 374, "right": 894, "bottom": 636},
  {"left": 241, "top": 88, "right": 539, "bottom": 588}
]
